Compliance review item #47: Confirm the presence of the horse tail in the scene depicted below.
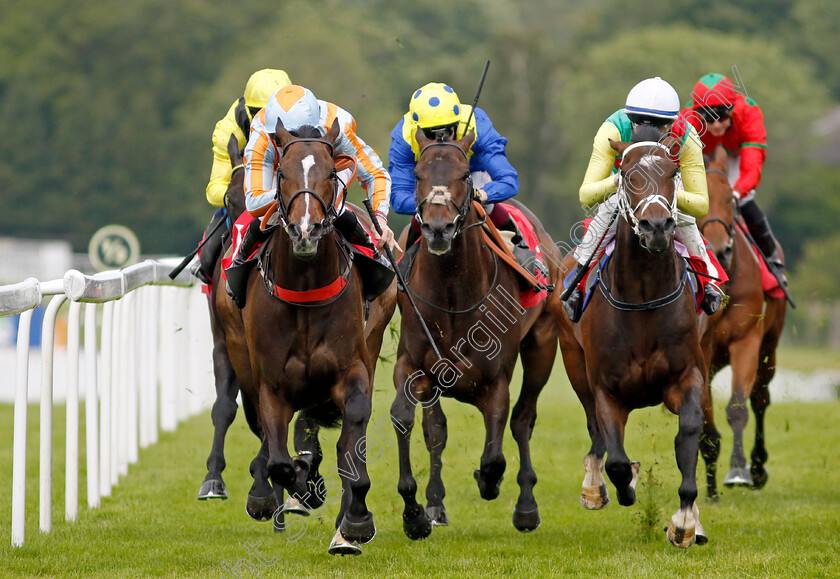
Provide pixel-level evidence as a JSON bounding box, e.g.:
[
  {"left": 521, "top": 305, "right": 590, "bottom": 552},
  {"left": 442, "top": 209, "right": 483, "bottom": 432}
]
[{"left": 305, "top": 400, "right": 343, "bottom": 429}]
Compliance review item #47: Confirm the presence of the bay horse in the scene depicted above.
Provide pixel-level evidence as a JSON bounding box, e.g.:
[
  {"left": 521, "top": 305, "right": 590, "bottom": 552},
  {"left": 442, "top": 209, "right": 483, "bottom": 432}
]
[
  {"left": 555, "top": 126, "right": 717, "bottom": 548},
  {"left": 699, "top": 146, "right": 787, "bottom": 489},
  {"left": 216, "top": 121, "right": 397, "bottom": 555},
  {"left": 391, "top": 127, "right": 564, "bottom": 540}
]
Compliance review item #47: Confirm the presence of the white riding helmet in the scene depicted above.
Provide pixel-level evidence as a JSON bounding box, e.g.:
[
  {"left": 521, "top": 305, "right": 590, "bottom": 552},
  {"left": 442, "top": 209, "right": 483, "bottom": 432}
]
[
  {"left": 263, "top": 85, "right": 322, "bottom": 134},
  {"left": 624, "top": 77, "right": 680, "bottom": 119}
]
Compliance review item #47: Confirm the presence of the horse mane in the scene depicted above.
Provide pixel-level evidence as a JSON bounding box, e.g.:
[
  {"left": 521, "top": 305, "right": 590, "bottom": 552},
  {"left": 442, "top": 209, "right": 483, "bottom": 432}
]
[
  {"left": 291, "top": 124, "right": 322, "bottom": 139},
  {"left": 630, "top": 124, "right": 664, "bottom": 143}
]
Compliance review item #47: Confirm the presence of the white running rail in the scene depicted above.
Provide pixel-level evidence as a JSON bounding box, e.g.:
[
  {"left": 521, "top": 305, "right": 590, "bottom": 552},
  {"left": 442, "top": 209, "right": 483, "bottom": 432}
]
[{"left": 1, "top": 258, "right": 213, "bottom": 547}]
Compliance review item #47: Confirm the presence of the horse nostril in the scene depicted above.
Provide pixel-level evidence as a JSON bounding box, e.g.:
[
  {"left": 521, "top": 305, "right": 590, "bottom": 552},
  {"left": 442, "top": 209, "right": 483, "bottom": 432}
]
[
  {"left": 638, "top": 219, "right": 654, "bottom": 234},
  {"left": 663, "top": 217, "right": 676, "bottom": 236},
  {"left": 309, "top": 223, "right": 323, "bottom": 239},
  {"left": 287, "top": 223, "right": 301, "bottom": 239}
]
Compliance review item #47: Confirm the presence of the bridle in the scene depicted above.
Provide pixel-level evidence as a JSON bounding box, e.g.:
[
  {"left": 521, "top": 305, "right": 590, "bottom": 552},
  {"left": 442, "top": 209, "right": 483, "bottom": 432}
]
[
  {"left": 616, "top": 141, "right": 678, "bottom": 249},
  {"left": 414, "top": 141, "right": 484, "bottom": 237},
  {"left": 273, "top": 137, "right": 346, "bottom": 236}
]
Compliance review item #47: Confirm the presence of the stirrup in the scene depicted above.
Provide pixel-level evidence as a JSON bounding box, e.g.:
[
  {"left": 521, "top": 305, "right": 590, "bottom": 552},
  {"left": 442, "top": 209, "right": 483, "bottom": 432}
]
[{"left": 190, "top": 261, "right": 212, "bottom": 285}]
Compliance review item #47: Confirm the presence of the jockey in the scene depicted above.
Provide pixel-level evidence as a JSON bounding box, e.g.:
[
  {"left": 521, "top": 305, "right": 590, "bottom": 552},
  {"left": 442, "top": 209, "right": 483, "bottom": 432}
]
[
  {"left": 226, "top": 84, "right": 397, "bottom": 308},
  {"left": 193, "top": 68, "right": 292, "bottom": 284},
  {"left": 679, "top": 73, "right": 784, "bottom": 277},
  {"left": 564, "top": 76, "right": 722, "bottom": 319},
  {"left": 388, "top": 82, "right": 539, "bottom": 273}
]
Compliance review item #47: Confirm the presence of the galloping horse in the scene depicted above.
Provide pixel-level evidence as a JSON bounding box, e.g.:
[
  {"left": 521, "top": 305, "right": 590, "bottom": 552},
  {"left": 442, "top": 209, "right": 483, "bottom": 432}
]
[
  {"left": 699, "top": 147, "right": 787, "bottom": 489},
  {"left": 216, "top": 121, "right": 396, "bottom": 555},
  {"left": 391, "top": 128, "right": 563, "bottom": 540},
  {"left": 555, "top": 126, "right": 717, "bottom": 548}
]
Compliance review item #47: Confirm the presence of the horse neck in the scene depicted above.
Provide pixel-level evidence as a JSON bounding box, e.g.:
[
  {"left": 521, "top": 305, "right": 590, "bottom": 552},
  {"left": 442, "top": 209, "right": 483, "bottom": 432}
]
[
  {"left": 610, "top": 216, "right": 681, "bottom": 301},
  {"left": 269, "top": 230, "right": 343, "bottom": 290}
]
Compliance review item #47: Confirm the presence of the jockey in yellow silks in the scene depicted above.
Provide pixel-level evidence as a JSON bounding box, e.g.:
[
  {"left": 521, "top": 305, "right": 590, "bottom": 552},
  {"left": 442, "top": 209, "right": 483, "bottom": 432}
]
[
  {"left": 563, "top": 77, "right": 723, "bottom": 318},
  {"left": 193, "top": 69, "right": 292, "bottom": 284}
]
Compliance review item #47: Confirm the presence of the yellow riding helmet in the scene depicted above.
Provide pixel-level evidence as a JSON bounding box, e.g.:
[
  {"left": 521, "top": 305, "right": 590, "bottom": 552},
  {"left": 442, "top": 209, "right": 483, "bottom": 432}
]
[
  {"left": 243, "top": 69, "right": 293, "bottom": 109},
  {"left": 409, "top": 83, "right": 462, "bottom": 129}
]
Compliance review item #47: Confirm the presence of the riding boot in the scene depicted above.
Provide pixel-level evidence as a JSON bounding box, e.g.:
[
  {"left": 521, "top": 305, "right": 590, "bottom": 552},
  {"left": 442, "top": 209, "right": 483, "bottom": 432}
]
[
  {"left": 396, "top": 218, "right": 422, "bottom": 287},
  {"left": 226, "top": 219, "right": 269, "bottom": 308},
  {"left": 192, "top": 210, "right": 227, "bottom": 284},
  {"left": 700, "top": 283, "right": 722, "bottom": 316},
  {"left": 497, "top": 215, "right": 549, "bottom": 280},
  {"left": 334, "top": 210, "right": 374, "bottom": 250},
  {"left": 562, "top": 267, "right": 584, "bottom": 323},
  {"left": 740, "top": 200, "right": 785, "bottom": 280}
]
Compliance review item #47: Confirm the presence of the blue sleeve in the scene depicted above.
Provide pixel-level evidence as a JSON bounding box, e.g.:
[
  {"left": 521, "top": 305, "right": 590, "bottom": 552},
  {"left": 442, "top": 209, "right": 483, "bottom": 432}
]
[
  {"left": 388, "top": 120, "right": 418, "bottom": 215},
  {"left": 470, "top": 109, "right": 519, "bottom": 203}
]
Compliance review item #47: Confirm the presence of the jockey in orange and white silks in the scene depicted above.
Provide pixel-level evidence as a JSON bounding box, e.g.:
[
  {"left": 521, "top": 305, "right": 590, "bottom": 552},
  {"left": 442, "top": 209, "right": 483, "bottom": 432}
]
[
  {"left": 243, "top": 84, "right": 396, "bottom": 250},
  {"left": 567, "top": 77, "right": 722, "bottom": 316}
]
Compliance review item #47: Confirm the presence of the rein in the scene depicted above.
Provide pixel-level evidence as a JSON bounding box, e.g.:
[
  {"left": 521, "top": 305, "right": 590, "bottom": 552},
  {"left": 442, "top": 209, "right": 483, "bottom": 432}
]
[{"left": 407, "top": 246, "right": 500, "bottom": 314}]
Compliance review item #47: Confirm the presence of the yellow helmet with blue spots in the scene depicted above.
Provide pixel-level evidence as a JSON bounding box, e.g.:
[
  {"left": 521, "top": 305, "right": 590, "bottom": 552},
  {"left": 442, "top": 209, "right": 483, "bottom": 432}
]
[{"left": 409, "top": 83, "right": 462, "bottom": 129}]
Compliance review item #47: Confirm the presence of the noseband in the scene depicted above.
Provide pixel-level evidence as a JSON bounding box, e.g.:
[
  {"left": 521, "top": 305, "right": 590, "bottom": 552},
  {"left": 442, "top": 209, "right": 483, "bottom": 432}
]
[
  {"left": 273, "top": 137, "right": 343, "bottom": 234},
  {"left": 617, "top": 141, "right": 678, "bottom": 246},
  {"left": 414, "top": 141, "right": 478, "bottom": 236}
]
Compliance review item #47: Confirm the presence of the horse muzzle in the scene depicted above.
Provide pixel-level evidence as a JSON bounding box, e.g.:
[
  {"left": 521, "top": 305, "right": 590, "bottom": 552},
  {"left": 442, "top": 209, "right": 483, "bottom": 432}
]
[
  {"left": 637, "top": 217, "right": 676, "bottom": 254},
  {"left": 421, "top": 221, "right": 457, "bottom": 255},
  {"left": 286, "top": 222, "right": 327, "bottom": 260}
]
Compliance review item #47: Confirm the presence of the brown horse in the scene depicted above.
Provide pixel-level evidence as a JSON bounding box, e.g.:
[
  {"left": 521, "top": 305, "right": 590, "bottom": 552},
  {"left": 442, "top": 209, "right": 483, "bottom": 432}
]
[
  {"left": 555, "top": 127, "right": 716, "bottom": 548},
  {"left": 699, "top": 147, "right": 787, "bottom": 489},
  {"left": 216, "top": 121, "right": 397, "bottom": 555},
  {"left": 391, "top": 128, "right": 564, "bottom": 540}
]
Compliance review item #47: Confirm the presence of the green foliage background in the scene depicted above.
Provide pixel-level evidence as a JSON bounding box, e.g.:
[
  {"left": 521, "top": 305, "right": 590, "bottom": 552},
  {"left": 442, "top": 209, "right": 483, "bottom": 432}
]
[{"left": 1, "top": 0, "right": 838, "bottom": 294}]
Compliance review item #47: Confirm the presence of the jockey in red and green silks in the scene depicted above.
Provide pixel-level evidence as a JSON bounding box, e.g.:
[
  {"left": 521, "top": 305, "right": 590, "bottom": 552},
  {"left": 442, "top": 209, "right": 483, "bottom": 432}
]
[
  {"left": 567, "top": 76, "right": 722, "bottom": 317},
  {"left": 388, "top": 82, "right": 527, "bottom": 250},
  {"left": 678, "top": 73, "right": 783, "bottom": 273}
]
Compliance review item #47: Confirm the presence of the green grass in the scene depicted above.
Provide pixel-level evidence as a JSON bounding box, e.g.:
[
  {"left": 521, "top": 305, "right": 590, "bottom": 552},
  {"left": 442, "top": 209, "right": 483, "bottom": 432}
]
[{"left": 1, "top": 339, "right": 839, "bottom": 577}]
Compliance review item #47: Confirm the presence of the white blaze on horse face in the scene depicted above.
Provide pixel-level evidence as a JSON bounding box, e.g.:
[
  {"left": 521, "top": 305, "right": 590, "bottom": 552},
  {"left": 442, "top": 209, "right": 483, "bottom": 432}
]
[{"left": 300, "top": 154, "right": 316, "bottom": 232}]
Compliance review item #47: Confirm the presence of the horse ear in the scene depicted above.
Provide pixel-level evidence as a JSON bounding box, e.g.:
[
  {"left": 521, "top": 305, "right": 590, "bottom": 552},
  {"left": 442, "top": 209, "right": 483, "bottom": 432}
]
[
  {"left": 227, "top": 133, "right": 242, "bottom": 166},
  {"left": 713, "top": 144, "right": 727, "bottom": 166},
  {"left": 324, "top": 120, "right": 341, "bottom": 146},
  {"left": 456, "top": 129, "right": 475, "bottom": 154},
  {"left": 610, "top": 139, "right": 630, "bottom": 155},
  {"left": 274, "top": 118, "right": 294, "bottom": 148},
  {"left": 415, "top": 126, "right": 431, "bottom": 149}
]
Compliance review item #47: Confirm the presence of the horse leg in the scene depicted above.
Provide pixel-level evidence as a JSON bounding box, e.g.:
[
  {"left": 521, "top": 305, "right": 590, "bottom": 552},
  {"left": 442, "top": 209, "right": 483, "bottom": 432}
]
[
  {"left": 750, "top": 306, "right": 783, "bottom": 489},
  {"left": 422, "top": 401, "right": 449, "bottom": 526},
  {"left": 291, "top": 410, "right": 325, "bottom": 511},
  {"left": 199, "top": 321, "right": 239, "bottom": 500},
  {"left": 723, "top": 334, "right": 761, "bottom": 487},
  {"left": 392, "top": 359, "right": 433, "bottom": 540},
  {"left": 509, "top": 320, "right": 555, "bottom": 531},
  {"left": 473, "top": 379, "right": 510, "bottom": 501},
  {"left": 333, "top": 365, "right": 376, "bottom": 549},
  {"left": 594, "top": 389, "right": 637, "bottom": 507},
  {"left": 664, "top": 374, "right": 705, "bottom": 548},
  {"left": 246, "top": 438, "right": 279, "bottom": 522},
  {"left": 699, "top": 370, "right": 721, "bottom": 502}
]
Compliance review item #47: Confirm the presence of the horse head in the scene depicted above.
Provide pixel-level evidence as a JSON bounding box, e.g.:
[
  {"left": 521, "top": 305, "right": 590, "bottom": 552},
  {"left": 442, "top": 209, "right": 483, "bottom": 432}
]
[
  {"left": 273, "top": 120, "right": 342, "bottom": 260},
  {"left": 413, "top": 127, "right": 476, "bottom": 255},
  {"left": 610, "top": 130, "right": 679, "bottom": 255},
  {"left": 701, "top": 146, "right": 735, "bottom": 270}
]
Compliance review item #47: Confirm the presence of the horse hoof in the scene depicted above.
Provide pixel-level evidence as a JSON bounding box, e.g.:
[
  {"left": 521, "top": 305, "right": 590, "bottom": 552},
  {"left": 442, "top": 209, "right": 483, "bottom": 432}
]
[
  {"left": 425, "top": 505, "right": 449, "bottom": 526},
  {"left": 580, "top": 484, "right": 610, "bottom": 510},
  {"left": 328, "top": 528, "right": 362, "bottom": 556},
  {"left": 281, "top": 496, "right": 310, "bottom": 516},
  {"left": 246, "top": 492, "right": 279, "bottom": 522},
  {"left": 474, "top": 468, "right": 503, "bottom": 501},
  {"left": 198, "top": 479, "right": 227, "bottom": 500},
  {"left": 403, "top": 504, "right": 433, "bottom": 540},
  {"left": 693, "top": 502, "right": 708, "bottom": 545},
  {"left": 340, "top": 514, "right": 376, "bottom": 545},
  {"left": 512, "top": 506, "right": 541, "bottom": 532},
  {"left": 666, "top": 509, "right": 697, "bottom": 548},
  {"left": 722, "top": 467, "right": 752, "bottom": 487},
  {"left": 749, "top": 463, "right": 768, "bottom": 489}
]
